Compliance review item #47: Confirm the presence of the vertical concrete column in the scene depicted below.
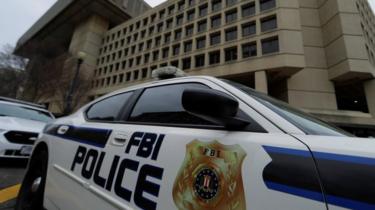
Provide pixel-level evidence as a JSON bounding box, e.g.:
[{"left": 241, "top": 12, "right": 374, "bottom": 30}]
[
  {"left": 255, "top": 70, "right": 268, "bottom": 93},
  {"left": 68, "top": 15, "right": 109, "bottom": 77},
  {"left": 364, "top": 79, "right": 375, "bottom": 116}
]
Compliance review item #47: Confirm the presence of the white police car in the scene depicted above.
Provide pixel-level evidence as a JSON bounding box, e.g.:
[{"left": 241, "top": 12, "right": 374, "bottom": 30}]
[
  {"left": 16, "top": 68, "right": 375, "bottom": 210},
  {"left": 0, "top": 97, "right": 54, "bottom": 159}
]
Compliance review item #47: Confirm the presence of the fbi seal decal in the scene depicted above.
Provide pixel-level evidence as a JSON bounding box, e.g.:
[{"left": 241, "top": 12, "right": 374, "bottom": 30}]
[{"left": 173, "top": 140, "right": 247, "bottom": 210}]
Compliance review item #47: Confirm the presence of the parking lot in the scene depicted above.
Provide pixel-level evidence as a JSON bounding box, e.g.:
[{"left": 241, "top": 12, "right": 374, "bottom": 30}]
[{"left": 0, "top": 159, "right": 27, "bottom": 210}]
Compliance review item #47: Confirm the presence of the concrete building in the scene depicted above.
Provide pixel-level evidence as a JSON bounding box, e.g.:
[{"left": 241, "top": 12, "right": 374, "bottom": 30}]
[{"left": 15, "top": 0, "right": 375, "bottom": 136}]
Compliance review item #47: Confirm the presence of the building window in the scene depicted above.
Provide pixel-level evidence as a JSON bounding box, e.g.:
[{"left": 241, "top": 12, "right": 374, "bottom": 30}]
[
  {"left": 149, "top": 26, "right": 154, "bottom": 35},
  {"left": 184, "top": 41, "right": 193, "bottom": 52},
  {"left": 159, "top": 9, "right": 165, "bottom": 19},
  {"left": 209, "top": 50, "right": 220, "bottom": 65},
  {"left": 155, "top": 36, "right": 161, "bottom": 46},
  {"left": 175, "top": 29, "right": 182, "bottom": 40},
  {"left": 182, "top": 57, "right": 191, "bottom": 70},
  {"left": 178, "top": 1, "right": 185, "bottom": 11},
  {"left": 211, "top": 15, "right": 221, "bottom": 28},
  {"left": 136, "top": 21, "right": 140, "bottom": 29},
  {"left": 144, "top": 53, "right": 150, "bottom": 63},
  {"left": 212, "top": 0, "right": 222, "bottom": 12},
  {"left": 119, "top": 74, "right": 124, "bottom": 83},
  {"left": 138, "top": 43, "right": 144, "bottom": 51},
  {"left": 134, "top": 70, "right": 139, "bottom": 80},
  {"left": 187, "top": 9, "right": 195, "bottom": 21},
  {"left": 225, "top": 47, "right": 237, "bottom": 62},
  {"left": 195, "top": 54, "right": 205, "bottom": 67},
  {"left": 261, "top": 15, "right": 277, "bottom": 32},
  {"left": 210, "top": 32, "right": 220, "bottom": 45},
  {"left": 198, "top": 20, "right": 207, "bottom": 32},
  {"left": 129, "top": 59, "right": 133, "bottom": 68},
  {"left": 153, "top": 50, "right": 159, "bottom": 61},
  {"left": 157, "top": 23, "right": 163, "bottom": 33},
  {"left": 186, "top": 25, "right": 194, "bottom": 37},
  {"left": 226, "top": 0, "right": 236, "bottom": 7},
  {"left": 196, "top": 37, "right": 206, "bottom": 49},
  {"left": 242, "top": 42, "right": 257, "bottom": 58},
  {"left": 168, "top": 5, "right": 175, "bottom": 15},
  {"left": 162, "top": 47, "right": 169, "bottom": 58},
  {"left": 225, "top": 27, "right": 237, "bottom": 41},
  {"left": 242, "top": 2, "right": 255, "bottom": 17},
  {"left": 165, "top": 33, "right": 171, "bottom": 44},
  {"left": 173, "top": 44, "right": 180, "bottom": 55},
  {"left": 147, "top": 40, "right": 152, "bottom": 48},
  {"left": 260, "top": 0, "right": 276, "bottom": 11},
  {"left": 143, "top": 18, "right": 148, "bottom": 26},
  {"left": 160, "top": 63, "right": 168, "bottom": 67},
  {"left": 141, "top": 30, "right": 146, "bottom": 38},
  {"left": 176, "top": 15, "right": 184, "bottom": 25},
  {"left": 136, "top": 56, "right": 141, "bottom": 65},
  {"left": 131, "top": 46, "right": 136, "bottom": 54},
  {"left": 142, "top": 68, "right": 148, "bottom": 78},
  {"left": 151, "top": 14, "right": 156, "bottom": 22},
  {"left": 166, "top": 18, "right": 173, "bottom": 29},
  {"left": 242, "top": 21, "right": 256, "bottom": 36},
  {"left": 262, "top": 36, "right": 279, "bottom": 54},
  {"left": 170, "top": 60, "right": 179, "bottom": 67},
  {"left": 188, "top": 0, "right": 195, "bottom": 6},
  {"left": 225, "top": 9, "right": 237, "bottom": 23},
  {"left": 199, "top": 4, "right": 208, "bottom": 17},
  {"left": 126, "top": 72, "right": 131, "bottom": 81}
]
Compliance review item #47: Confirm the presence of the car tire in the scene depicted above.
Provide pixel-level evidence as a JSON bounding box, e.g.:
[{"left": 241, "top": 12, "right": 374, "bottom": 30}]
[{"left": 15, "top": 149, "right": 48, "bottom": 210}]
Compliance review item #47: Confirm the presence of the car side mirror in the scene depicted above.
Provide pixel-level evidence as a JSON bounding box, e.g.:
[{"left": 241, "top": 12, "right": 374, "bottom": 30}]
[{"left": 182, "top": 88, "right": 250, "bottom": 129}]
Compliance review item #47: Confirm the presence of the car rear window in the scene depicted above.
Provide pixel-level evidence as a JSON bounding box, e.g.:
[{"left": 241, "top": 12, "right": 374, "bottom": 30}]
[{"left": 86, "top": 92, "right": 133, "bottom": 121}]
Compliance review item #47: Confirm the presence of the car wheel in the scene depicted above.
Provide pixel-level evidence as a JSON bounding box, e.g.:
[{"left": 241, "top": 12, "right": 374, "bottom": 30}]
[{"left": 15, "top": 150, "right": 48, "bottom": 210}]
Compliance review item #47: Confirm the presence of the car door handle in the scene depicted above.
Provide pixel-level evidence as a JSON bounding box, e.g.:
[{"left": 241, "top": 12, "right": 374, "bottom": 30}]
[{"left": 111, "top": 132, "right": 129, "bottom": 146}]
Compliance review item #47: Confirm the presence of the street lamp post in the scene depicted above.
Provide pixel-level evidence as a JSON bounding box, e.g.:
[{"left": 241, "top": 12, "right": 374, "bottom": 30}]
[{"left": 64, "top": 51, "right": 86, "bottom": 115}]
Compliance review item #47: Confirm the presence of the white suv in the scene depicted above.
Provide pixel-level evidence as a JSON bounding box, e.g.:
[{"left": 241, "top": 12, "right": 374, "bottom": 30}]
[
  {"left": 16, "top": 74, "right": 375, "bottom": 210},
  {"left": 0, "top": 97, "right": 54, "bottom": 158}
]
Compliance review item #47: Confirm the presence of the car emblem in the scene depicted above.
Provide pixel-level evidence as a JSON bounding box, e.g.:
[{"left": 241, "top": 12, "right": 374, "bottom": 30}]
[
  {"left": 173, "top": 140, "right": 247, "bottom": 210},
  {"left": 57, "top": 125, "right": 69, "bottom": 135},
  {"left": 194, "top": 167, "right": 220, "bottom": 200}
]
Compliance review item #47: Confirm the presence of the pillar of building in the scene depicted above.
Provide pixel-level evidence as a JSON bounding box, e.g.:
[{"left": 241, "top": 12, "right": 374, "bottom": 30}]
[
  {"left": 255, "top": 71, "right": 268, "bottom": 93},
  {"left": 364, "top": 79, "right": 375, "bottom": 117},
  {"left": 68, "top": 15, "right": 109, "bottom": 76},
  {"left": 55, "top": 15, "right": 109, "bottom": 113}
]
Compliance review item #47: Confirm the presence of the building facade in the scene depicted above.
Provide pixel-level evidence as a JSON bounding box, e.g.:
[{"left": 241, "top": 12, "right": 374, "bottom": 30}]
[{"left": 16, "top": 0, "right": 375, "bottom": 136}]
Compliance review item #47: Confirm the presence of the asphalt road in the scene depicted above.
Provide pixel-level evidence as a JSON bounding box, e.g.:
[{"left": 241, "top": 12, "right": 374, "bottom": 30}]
[{"left": 0, "top": 159, "right": 27, "bottom": 210}]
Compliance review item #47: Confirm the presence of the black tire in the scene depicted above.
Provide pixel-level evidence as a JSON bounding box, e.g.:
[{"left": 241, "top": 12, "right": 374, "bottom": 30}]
[{"left": 15, "top": 150, "right": 48, "bottom": 210}]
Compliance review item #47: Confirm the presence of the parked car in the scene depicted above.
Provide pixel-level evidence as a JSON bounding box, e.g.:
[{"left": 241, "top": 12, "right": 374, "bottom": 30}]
[
  {"left": 0, "top": 97, "right": 54, "bottom": 159},
  {"left": 16, "top": 70, "right": 375, "bottom": 210}
]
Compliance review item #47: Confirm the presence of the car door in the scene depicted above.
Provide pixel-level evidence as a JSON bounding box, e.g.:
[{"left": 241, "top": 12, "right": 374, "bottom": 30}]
[
  {"left": 99, "top": 79, "right": 327, "bottom": 210},
  {"left": 44, "top": 91, "right": 137, "bottom": 210}
]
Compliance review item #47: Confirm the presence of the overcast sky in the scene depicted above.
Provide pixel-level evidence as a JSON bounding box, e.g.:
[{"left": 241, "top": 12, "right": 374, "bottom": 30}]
[{"left": 1, "top": 0, "right": 375, "bottom": 49}]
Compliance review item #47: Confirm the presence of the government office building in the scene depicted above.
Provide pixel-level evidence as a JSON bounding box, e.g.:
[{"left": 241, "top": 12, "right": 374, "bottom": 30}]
[{"left": 15, "top": 0, "right": 375, "bottom": 136}]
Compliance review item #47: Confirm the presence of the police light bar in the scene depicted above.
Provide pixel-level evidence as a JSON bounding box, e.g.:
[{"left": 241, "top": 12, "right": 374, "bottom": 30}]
[{"left": 151, "top": 66, "right": 186, "bottom": 80}]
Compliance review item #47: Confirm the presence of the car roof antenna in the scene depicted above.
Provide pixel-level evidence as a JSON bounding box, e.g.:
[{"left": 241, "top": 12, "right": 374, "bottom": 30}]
[{"left": 152, "top": 66, "right": 186, "bottom": 80}]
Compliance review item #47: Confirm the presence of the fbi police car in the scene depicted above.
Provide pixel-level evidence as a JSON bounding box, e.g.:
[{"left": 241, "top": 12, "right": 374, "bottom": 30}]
[{"left": 16, "top": 68, "right": 375, "bottom": 210}]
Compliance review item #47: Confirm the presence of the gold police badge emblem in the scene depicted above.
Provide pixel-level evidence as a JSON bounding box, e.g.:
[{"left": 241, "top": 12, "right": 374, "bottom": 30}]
[{"left": 172, "top": 140, "right": 247, "bottom": 210}]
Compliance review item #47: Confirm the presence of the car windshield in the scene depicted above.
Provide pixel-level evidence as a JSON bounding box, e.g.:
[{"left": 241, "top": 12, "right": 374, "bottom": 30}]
[
  {"left": 223, "top": 80, "right": 350, "bottom": 137},
  {"left": 0, "top": 103, "right": 53, "bottom": 123}
]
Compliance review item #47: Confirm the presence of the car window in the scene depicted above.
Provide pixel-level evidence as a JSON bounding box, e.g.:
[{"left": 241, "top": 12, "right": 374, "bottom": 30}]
[
  {"left": 129, "top": 83, "right": 217, "bottom": 125},
  {"left": 223, "top": 79, "right": 351, "bottom": 136},
  {"left": 86, "top": 92, "right": 133, "bottom": 121},
  {"left": 0, "top": 103, "right": 53, "bottom": 123}
]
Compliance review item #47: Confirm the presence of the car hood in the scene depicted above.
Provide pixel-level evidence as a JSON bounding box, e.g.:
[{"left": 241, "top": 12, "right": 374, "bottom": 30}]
[{"left": 0, "top": 116, "right": 46, "bottom": 133}]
